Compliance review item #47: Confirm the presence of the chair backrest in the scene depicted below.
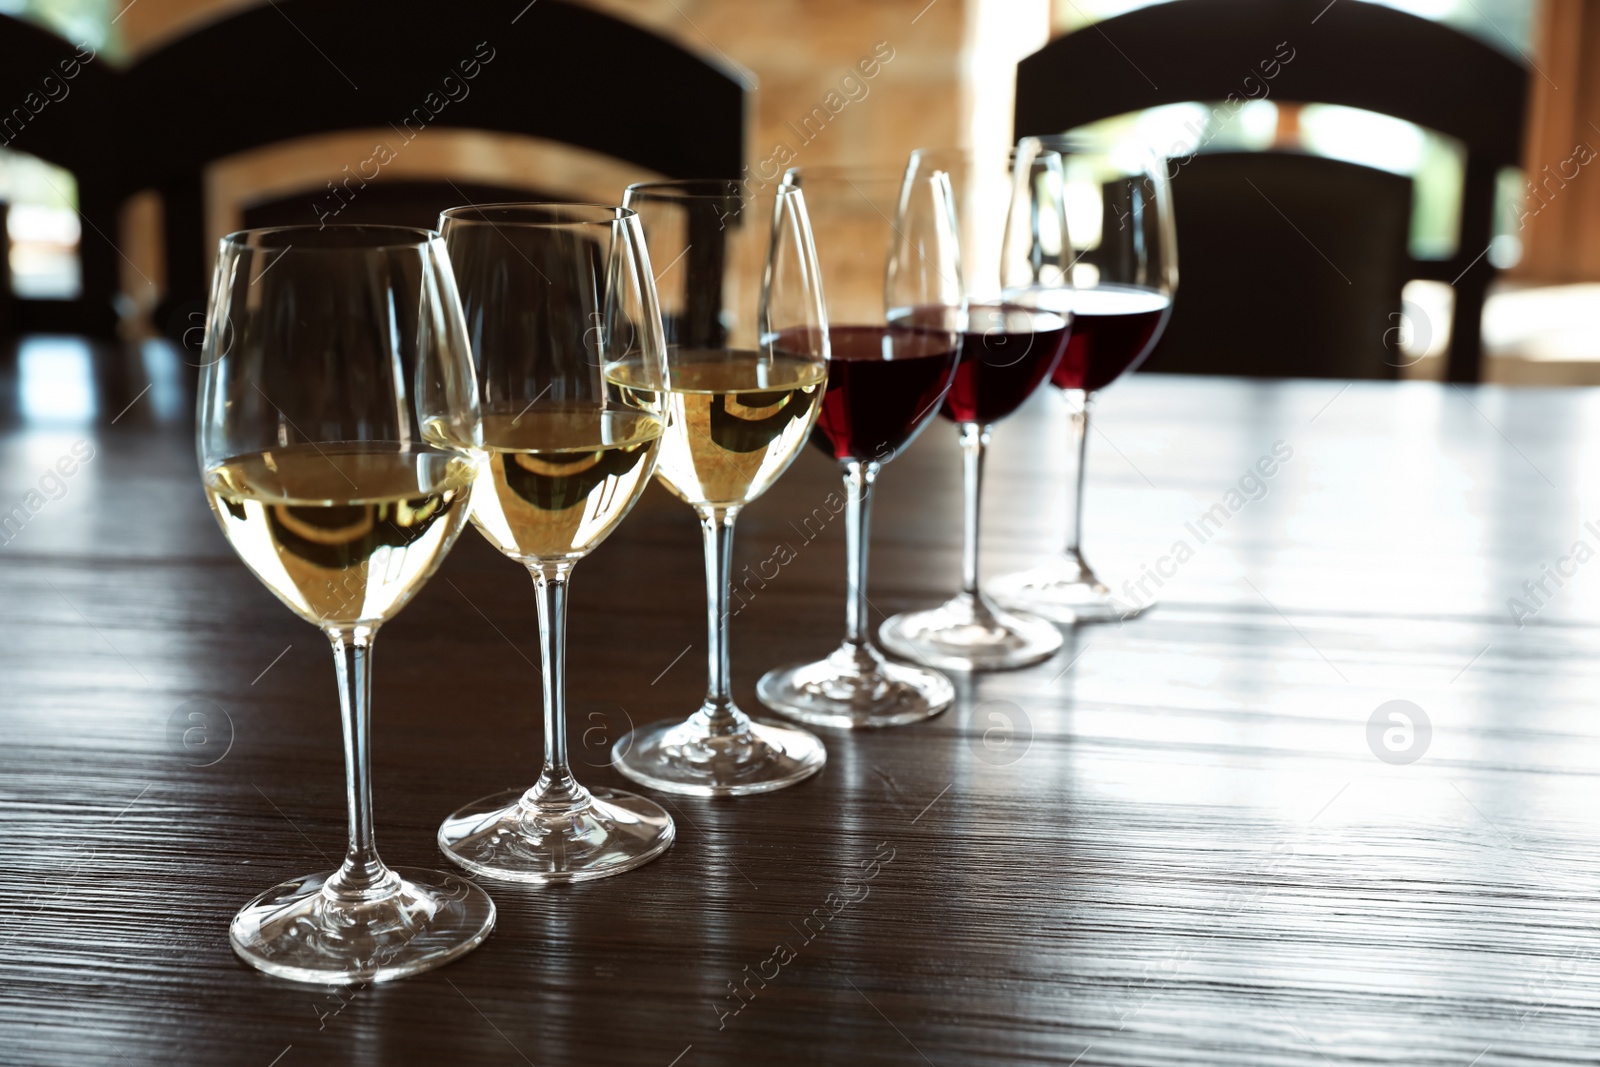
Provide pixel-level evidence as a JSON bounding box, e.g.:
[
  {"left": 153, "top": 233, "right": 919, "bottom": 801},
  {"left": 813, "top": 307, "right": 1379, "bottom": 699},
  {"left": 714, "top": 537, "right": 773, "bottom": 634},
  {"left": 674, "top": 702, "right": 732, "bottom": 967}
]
[
  {"left": 0, "top": 18, "right": 119, "bottom": 337},
  {"left": 116, "top": 0, "right": 750, "bottom": 337},
  {"left": 1151, "top": 151, "right": 1411, "bottom": 378},
  {"left": 1015, "top": 0, "right": 1527, "bottom": 381}
]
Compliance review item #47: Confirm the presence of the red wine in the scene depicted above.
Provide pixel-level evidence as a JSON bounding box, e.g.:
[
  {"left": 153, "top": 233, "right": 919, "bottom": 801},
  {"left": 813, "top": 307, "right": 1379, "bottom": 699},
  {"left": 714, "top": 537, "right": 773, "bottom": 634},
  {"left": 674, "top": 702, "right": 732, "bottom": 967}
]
[
  {"left": 807, "top": 325, "right": 960, "bottom": 463},
  {"left": 940, "top": 304, "right": 1071, "bottom": 425},
  {"left": 1049, "top": 285, "right": 1171, "bottom": 393}
]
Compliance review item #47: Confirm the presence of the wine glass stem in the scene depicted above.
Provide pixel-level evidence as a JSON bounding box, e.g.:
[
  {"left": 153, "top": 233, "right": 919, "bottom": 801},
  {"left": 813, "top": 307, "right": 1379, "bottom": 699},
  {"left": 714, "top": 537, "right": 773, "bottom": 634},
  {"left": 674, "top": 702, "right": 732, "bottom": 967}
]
[
  {"left": 959, "top": 422, "right": 993, "bottom": 598},
  {"left": 842, "top": 460, "right": 880, "bottom": 650},
  {"left": 698, "top": 506, "right": 745, "bottom": 735},
  {"left": 528, "top": 564, "right": 582, "bottom": 807},
  {"left": 325, "top": 626, "right": 397, "bottom": 901},
  {"left": 1065, "top": 392, "right": 1094, "bottom": 560}
]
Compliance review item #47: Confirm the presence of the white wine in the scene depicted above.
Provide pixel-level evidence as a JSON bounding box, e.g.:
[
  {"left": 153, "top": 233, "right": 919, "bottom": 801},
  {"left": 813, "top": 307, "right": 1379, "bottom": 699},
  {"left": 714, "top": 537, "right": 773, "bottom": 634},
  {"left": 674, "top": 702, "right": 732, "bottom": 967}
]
[
  {"left": 467, "top": 408, "right": 663, "bottom": 562},
  {"left": 621, "top": 350, "right": 824, "bottom": 508},
  {"left": 205, "top": 444, "right": 473, "bottom": 628}
]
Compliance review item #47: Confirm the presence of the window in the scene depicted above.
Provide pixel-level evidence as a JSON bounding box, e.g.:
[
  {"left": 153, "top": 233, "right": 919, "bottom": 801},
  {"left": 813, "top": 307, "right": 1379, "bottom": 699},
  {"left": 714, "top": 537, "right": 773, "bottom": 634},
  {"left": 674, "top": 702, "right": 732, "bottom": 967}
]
[{"left": 0, "top": 0, "right": 110, "bottom": 299}]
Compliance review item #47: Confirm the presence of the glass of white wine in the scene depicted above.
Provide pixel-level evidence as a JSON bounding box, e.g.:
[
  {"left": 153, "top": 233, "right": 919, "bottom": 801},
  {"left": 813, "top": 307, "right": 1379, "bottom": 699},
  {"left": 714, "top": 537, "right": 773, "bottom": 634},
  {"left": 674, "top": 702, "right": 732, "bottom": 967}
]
[
  {"left": 434, "top": 203, "right": 675, "bottom": 881},
  {"left": 610, "top": 180, "right": 830, "bottom": 796},
  {"left": 198, "top": 225, "right": 494, "bottom": 984}
]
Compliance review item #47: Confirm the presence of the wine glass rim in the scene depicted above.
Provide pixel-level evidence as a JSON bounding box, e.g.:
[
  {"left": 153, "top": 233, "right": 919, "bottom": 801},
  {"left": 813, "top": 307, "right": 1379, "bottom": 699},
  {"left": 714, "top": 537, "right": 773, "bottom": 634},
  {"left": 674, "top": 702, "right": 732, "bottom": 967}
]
[
  {"left": 1032, "top": 131, "right": 1161, "bottom": 159},
  {"left": 908, "top": 142, "right": 1066, "bottom": 159},
  {"left": 221, "top": 224, "right": 440, "bottom": 251},
  {"left": 781, "top": 164, "right": 915, "bottom": 187},
  {"left": 438, "top": 202, "right": 636, "bottom": 228},
  {"left": 624, "top": 179, "right": 802, "bottom": 203},
  {"left": 1030, "top": 132, "right": 1100, "bottom": 148},
  {"left": 906, "top": 145, "right": 1071, "bottom": 175}
]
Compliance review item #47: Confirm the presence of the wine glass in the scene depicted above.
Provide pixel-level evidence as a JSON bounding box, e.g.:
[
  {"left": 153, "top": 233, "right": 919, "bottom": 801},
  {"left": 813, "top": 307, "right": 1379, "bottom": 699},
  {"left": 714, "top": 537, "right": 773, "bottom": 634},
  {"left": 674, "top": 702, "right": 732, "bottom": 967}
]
[
  {"left": 986, "top": 133, "right": 1177, "bottom": 622},
  {"left": 878, "top": 140, "right": 1069, "bottom": 672},
  {"left": 610, "top": 180, "right": 830, "bottom": 794},
  {"left": 198, "top": 225, "right": 494, "bottom": 983},
  {"left": 434, "top": 204, "right": 675, "bottom": 880},
  {"left": 756, "top": 165, "right": 964, "bottom": 728}
]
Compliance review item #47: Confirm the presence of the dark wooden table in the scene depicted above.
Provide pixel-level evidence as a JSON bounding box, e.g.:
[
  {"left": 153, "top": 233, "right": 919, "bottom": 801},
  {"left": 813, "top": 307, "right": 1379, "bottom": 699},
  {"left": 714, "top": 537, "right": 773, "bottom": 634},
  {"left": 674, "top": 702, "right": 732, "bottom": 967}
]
[{"left": 3, "top": 339, "right": 1598, "bottom": 1066}]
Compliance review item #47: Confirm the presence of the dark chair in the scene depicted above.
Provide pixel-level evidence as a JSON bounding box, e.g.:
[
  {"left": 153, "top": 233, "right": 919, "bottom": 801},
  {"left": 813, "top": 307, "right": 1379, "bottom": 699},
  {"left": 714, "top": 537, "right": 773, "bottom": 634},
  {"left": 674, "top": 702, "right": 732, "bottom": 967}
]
[
  {"left": 115, "top": 0, "right": 749, "bottom": 341},
  {"left": 1014, "top": 0, "right": 1527, "bottom": 381},
  {"left": 1156, "top": 151, "right": 1413, "bottom": 379},
  {"left": 0, "top": 19, "right": 119, "bottom": 339}
]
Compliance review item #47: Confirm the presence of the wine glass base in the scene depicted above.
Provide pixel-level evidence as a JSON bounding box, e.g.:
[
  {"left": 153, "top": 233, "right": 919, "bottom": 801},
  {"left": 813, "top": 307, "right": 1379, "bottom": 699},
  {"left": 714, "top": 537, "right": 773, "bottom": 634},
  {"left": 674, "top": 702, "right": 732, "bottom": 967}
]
[
  {"left": 229, "top": 866, "right": 495, "bottom": 985},
  {"left": 880, "top": 593, "right": 1062, "bottom": 672},
  {"left": 757, "top": 645, "right": 953, "bottom": 729},
  {"left": 986, "top": 563, "right": 1152, "bottom": 624},
  {"left": 612, "top": 714, "right": 826, "bottom": 797},
  {"left": 438, "top": 787, "right": 675, "bottom": 884}
]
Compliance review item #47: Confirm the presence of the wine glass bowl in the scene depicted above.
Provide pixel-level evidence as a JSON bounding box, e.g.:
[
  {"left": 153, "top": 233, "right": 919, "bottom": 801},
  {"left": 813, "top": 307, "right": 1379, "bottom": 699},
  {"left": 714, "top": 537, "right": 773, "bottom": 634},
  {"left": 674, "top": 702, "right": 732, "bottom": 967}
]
[
  {"left": 755, "top": 167, "right": 962, "bottom": 728},
  {"left": 434, "top": 203, "right": 675, "bottom": 881},
  {"left": 610, "top": 180, "right": 831, "bottom": 793},
  {"left": 198, "top": 224, "right": 494, "bottom": 983},
  {"left": 877, "top": 142, "right": 1068, "bottom": 673},
  {"left": 986, "top": 134, "right": 1177, "bottom": 624}
]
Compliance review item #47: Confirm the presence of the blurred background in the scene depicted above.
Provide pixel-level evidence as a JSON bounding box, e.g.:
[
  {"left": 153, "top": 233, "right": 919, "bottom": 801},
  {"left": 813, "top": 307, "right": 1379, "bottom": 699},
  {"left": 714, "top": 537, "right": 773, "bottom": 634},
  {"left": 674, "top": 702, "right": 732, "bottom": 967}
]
[{"left": 0, "top": 0, "right": 1593, "bottom": 382}]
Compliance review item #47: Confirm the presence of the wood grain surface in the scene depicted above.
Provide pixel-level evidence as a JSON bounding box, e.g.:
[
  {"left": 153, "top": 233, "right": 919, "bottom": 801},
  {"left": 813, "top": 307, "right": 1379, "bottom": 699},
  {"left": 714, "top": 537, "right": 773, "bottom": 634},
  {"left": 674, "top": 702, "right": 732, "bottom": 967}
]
[{"left": 1, "top": 339, "right": 1598, "bottom": 1066}]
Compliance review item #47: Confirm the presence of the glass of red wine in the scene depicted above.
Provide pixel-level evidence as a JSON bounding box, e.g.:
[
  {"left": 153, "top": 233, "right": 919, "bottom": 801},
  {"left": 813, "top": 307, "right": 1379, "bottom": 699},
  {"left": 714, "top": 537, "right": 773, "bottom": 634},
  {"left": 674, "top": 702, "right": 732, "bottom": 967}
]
[
  {"left": 986, "top": 134, "right": 1176, "bottom": 623},
  {"left": 755, "top": 166, "right": 964, "bottom": 728},
  {"left": 877, "top": 139, "right": 1070, "bottom": 672}
]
